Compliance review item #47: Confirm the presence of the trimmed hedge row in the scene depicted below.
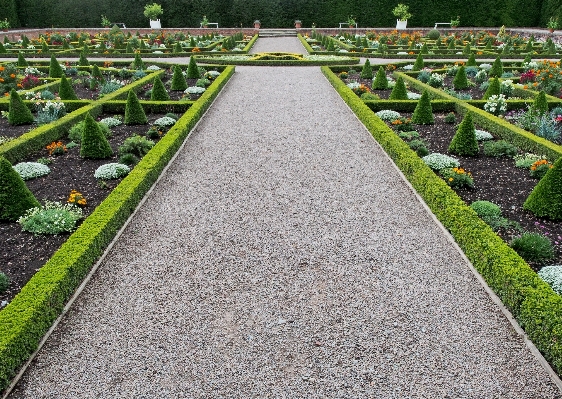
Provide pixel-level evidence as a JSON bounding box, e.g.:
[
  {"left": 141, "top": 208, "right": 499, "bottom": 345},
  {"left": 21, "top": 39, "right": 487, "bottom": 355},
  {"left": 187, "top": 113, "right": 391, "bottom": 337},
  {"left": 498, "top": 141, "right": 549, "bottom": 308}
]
[
  {"left": 192, "top": 56, "right": 360, "bottom": 66},
  {"left": 0, "top": 65, "right": 236, "bottom": 393},
  {"left": 322, "top": 65, "right": 562, "bottom": 375}
]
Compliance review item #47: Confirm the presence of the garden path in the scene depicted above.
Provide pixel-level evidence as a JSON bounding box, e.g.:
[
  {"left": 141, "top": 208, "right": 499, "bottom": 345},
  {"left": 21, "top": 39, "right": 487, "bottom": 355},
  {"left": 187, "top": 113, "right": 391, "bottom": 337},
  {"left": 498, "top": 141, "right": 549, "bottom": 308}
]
[{"left": 6, "top": 37, "right": 562, "bottom": 398}]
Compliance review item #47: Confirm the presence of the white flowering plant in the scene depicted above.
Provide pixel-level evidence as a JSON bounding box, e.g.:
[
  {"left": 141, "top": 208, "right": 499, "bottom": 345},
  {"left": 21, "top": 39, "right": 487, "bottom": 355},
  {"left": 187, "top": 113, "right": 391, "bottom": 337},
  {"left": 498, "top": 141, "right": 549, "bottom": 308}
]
[
  {"left": 538, "top": 266, "right": 562, "bottom": 295},
  {"left": 474, "top": 129, "right": 494, "bottom": 141},
  {"left": 375, "top": 110, "right": 401, "bottom": 121},
  {"left": 484, "top": 94, "right": 508, "bottom": 116},
  {"left": 422, "top": 153, "right": 460, "bottom": 171},
  {"left": 17, "top": 201, "right": 83, "bottom": 235},
  {"left": 99, "top": 116, "right": 123, "bottom": 128},
  {"left": 94, "top": 163, "right": 130, "bottom": 180},
  {"left": 13, "top": 162, "right": 51, "bottom": 180}
]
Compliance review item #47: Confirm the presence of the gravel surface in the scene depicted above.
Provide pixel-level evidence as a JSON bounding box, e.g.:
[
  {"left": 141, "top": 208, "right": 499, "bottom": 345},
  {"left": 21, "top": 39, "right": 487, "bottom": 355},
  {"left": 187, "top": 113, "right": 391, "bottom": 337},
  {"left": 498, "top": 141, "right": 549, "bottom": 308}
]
[
  {"left": 250, "top": 36, "right": 307, "bottom": 54},
  {"left": 8, "top": 38, "right": 562, "bottom": 398}
]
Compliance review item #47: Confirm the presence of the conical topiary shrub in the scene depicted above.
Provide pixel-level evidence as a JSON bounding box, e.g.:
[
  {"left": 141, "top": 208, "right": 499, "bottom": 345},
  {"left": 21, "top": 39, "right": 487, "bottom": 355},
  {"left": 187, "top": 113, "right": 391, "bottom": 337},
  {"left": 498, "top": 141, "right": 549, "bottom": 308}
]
[
  {"left": 448, "top": 112, "right": 478, "bottom": 156},
  {"left": 489, "top": 56, "right": 503, "bottom": 78},
  {"left": 150, "top": 75, "right": 170, "bottom": 101},
  {"left": 372, "top": 66, "right": 388, "bottom": 90},
  {"left": 411, "top": 90, "right": 434, "bottom": 125},
  {"left": 125, "top": 42, "right": 134, "bottom": 53},
  {"left": 170, "top": 65, "right": 188, "bottom": 91},
  {"left": 523, "top": 157, "right": 562, "bottom": 220},
  {"left": 49, "top": 54, "right": 64, "bottom": 78},
  {"left": 453, "top": 65, "right": 469, "bottom": 90},
  {"left": 0, "top": 156, "right": 40, "bottom": 221},
  {"left": 58, "top": 75, "right": 78, "bottom": 100},
  {"left": 389, "top": 76, "right": 408, "bottom": 100},
  {"left": 92, "top": 64, "right": 105, "bottom": 84},
  {"left": 533, "top": 90, "right": 549, "bottom": 115},
  {"left": 78, "top": 51, "right": 89, "bottom": 66},
  {"left": 17, "top": 52, "right": 28, "bottom": 67},
  {"left": 41, "top": 40, "right": 49, "bottom": 53},
  {"left": 0, "top": 42, "right": 6, "bottom": 54},
  {"left": 189, "top": 36, "right": 196, "bottom": 47},
  {"left": 8, "top": 89, "right": 34, "bottom": 126},
  {"left": 173, "top": 42, "right": 182, "bottom": 54},
  {"left": 124, "top": 90, "right": 148, "bottom": 125},
  {"left": 420, "top": 43, "right": 429, "bottom": 54},
  {"left": 80, "top": 113, "right": 113, "bottom": 159},
  {"left": 462, "top": 43, "right": 471, "bottom": 55},
  {"left": 186, "top": 57, "right": 200, "bottom": 79},
  {"left": 132, "top": 52, "right": 144, "bottom": 70},
  {"left": 483, "top": 77, "right": 500, "bottom": 100},
  {"left": 360, "top": 59, "right": 373, "bottom": 79},
  {"left": 413, "top": 53, "right": 424, "bottom": 71},
  {"left": 466, "top": 53, "right": 477, "bottom": 67},
  {"left": 62, "top": 39, "right": 70, "bottom": 50}
]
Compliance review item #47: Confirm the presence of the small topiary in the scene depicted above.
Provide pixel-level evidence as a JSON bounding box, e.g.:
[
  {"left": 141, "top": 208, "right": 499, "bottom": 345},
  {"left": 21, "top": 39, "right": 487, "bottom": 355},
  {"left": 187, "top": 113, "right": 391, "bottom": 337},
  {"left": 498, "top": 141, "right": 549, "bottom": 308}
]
[
  {"left": 372, "top": 66, "right": 388, "bottom": 90},
  {"left": 170, "top": 65, "right": 188, "bottom": 91},
  {"left": 0, "top": 272, "right": 9, "bottom": 294},
  {"left": 92, "top": 64, "right": 105, "bottom": 84},
  {"left": 68, "top": 120, "right": 111, "bottom": 143},
  {"left": 124, "top": 89, "right": 148, "bottom": 125},
  {"left": 453, "top": 65, "right": 469, "bottom": 90},
  {"left": 427, "top": 29, "right": 440, "bottom": 40},
  {"left": 186, "top": 57, "right": 200, "bottom": 79},
  {"left": 80, "top": 113, "right": 114, "bottom": 159},
  {"left": 173, "top": 42, "right": 183, "bottom": 54},
  {"left": 420, "top": 43, "right": 429, "bottom": 54},
  {"left": 150, "top": 75, "right": 170, "bottom": 101},
  {"left": 444, "top": 112, "right": 456, "bottom": 123},
  {"left": 78, "top": 51, "right": 89, "bottom": 67},
  {"left": 411, "top": 90, "right": 434, "bottom": 124},
  {"left": 58, "top": 75, "right": 78, "bottom": 100},
  {"left": 125, "top": 42, "right": 134, "bottom": 53},
  {"left": 466, "top": 53, "right": 477, "bottom": 67},
  {"left": 483, "top": 77, "right": 500, "bottom": 100},
  {"left": 132, "top": 52, "right": 144, "bottom": 70},
  {"left": 389, "top": 76, "right": 408, "bottom": 100},
  {"left": 523, "top": 156, "right": 562, "bottom": 220},
  {"left": 448, "top": 111, "right": 478, "bottom": 156},
  {"left": 489, "top": 56, "right": 503, "bottom": 78},
  {"left": 533, "top": 90, "right": 549, "bottom": 115},
  {"left": 8, "top": 89, "right": 34, "bottom": 126},
  {"left": 0, "top": 156, "right": 41, "bottom": 221},
  {"left": 360, "top": 59, "right": 373, "bottom": 79},
  {"left": 413, "top": 53, "right": 424, "bottom": 71},
  {"left": 17, "top": 52, "right": 28, "bottom": 67},
  {"left": 470, "top": 200, "right": 501, "bottom": 219},
  {"left": 48, "top": 54, "right": 64, "bottom": 78},
  {"left": 510, "top": 232, "right": 554, "bottom": 265}
]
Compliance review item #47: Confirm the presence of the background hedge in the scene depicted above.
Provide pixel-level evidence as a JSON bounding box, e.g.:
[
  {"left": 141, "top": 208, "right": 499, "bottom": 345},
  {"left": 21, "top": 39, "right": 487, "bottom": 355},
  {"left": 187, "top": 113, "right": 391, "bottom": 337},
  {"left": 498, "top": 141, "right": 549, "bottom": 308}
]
[{"left": 8, "top": 0, "right": 562, "bottom": 29}]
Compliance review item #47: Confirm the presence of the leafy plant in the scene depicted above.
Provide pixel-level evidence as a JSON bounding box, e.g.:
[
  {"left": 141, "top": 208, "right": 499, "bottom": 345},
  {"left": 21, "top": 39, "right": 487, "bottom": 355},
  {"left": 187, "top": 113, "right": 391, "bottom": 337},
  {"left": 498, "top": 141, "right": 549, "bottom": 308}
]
[
  {"left": 448, "top": 112, "right": 478, "bottom": 156},
  {"left": 0, "top": 156, "right": 40, "bottom": 221},
  {"left": 484, "top": 94, "right": 507, "bottom": 116},
  {"left": 538, "top": 266, "right": 562, "bottom": 295},
  {"left": 452, "top": 65, "right": 469, "bottom": 90},
  {"left": 12, "top": 162, "right": 50, "bottom": 180},
  {"left": 440, "top": 167, "right": 474, "bottom": 189},
  {"left": 46, "top": 141, "right": 67, "bottom": 156},
  {"left": 360, "top": 59, "right": 373, "bottom": 79},
  {"left": 444, "top": 112, "right": 456, "bottom": 124},
  {"left": 171, "top": 65, "right": 188, "bottom": 91},
  {"left": 392, "top": 3, "right": 412, "bottom": 21},
  {"left": 411, "top": 90, "right": 434, "bottom": 124},
  {"left": 398, "top": 131, "right": 419, "bottom": 140},
  {"left": 0, "top": 272, "right": 9, "bottom": 294},
  {"left": 482, "top": 140, "right": 518, "bottom": 157},
  {"left": 67, "top": 189, "right": 86, "bottom": 207},
  {"left": 372, "top": 66, "right": 388, "bottom": 90},
  {"left": 535, "top": 115, "right": 561, "bottom": 142},
  {"left": 80, "top": 113, "right": 113, "bottom": 159},
  {"left": 124, "top": 90, "right": 148, "bottom": 125},
  {"left": 8, "top": 89, "right": 34, "bottom": 126},
  {"left": 389, "top": 76, "right": 408, "bottom": 100},
  {"left": 143, "top": 2, "right": 163, "bottom": 20},
  {"left": 150, "top": 75, "right": 169, "bottom": 101},
  {"left": 375, "top": 110, "right": 401, "bottom": 121},
  {"left": 474, "top": 129, "right": 494, "bottom": 141},
  {"left": 68, "top": 120, "right": 111, "bottom": 143},
  {"left": 422, "top": 153, "right": 459, "bottom": 171},
  {"left": 390, "top": 117, "right": 413, "bottom": 132},
  {"left": 360, "top": 92, "right": 380, "bottom": 100},
  {"left": 514, "top": 153, "right": 544, "bottom": 168},
  {"left": 530, "top": 159, "right": 553, "bottom": 179},
  {"left": 17, "top": 200, "right": 82, "bottom": 235},
  {"left": 427, "top": 73, "right": 443, "bottom": 88},
  {"left": 119, "top": 135, "right": 154, "bottom": 160},
  {"left": 408, "top": 139, "right": 429, "bottom": 157},
  {"left": 510, "top": 232, "right": 554, "bottom": 265},
  {"left": 94, "top": 163, "right": 130, "bottom": 180}
]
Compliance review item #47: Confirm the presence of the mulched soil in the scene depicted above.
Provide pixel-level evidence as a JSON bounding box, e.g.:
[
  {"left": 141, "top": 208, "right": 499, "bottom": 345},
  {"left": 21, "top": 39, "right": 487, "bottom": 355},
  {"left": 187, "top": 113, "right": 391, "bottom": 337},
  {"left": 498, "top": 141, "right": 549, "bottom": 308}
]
[
  {"left": 344, "top": 72, "right": 420, "bottom": 99},
  {"left": 385, "top": 111, "right": 562, "bottom": 271},
  {"left": 0, "top": 112, "right": 171, "bottom": 307}
]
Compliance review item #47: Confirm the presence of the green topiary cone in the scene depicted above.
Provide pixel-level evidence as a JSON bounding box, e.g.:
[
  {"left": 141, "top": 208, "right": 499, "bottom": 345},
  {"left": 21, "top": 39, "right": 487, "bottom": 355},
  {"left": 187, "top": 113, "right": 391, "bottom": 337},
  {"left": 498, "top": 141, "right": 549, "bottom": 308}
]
[
  {"left": 189, "top": 36, "right": 196, "bottom": 47},
  {"left": 0, "top": 42, "right": 6, "bottom": 54},
  {"left": 17, "top": 52, "right": 28, "bottom": 67},
  {"left": 360, "top": 59, "right": 373, "bottom": 79},
  {"left": 489, "top": 56, "right": 503, "bottom": 78},
  {"left": 62, "top": 39, "right": 70, "bottom": 50},
  {"left": 41, "top": 40, "right": 49, "bottom": 53},
  {"left": 173, "top": 42, "right": 182, "bottom": 54},
  {"left": 0, "top": 156, "right": 40, "bottom": 221},
  {"left": 78, "top": 51, "right": 89, "bottom": 66},
  {"left": 92, "top": 64, "right": 105, "bottom": 84},
  {"left": 126, "top": 42, "right": 134, "bottom": 53},
  {"left": 372, "top": 66, "right": 388, "bottom": 90},
  {"left": 171, "top": 65, "right": 188, "bottom": 91},
  {"left": 448, "top": 112, "right": 478, "bottom": 156},
  {"left": 58, "top": 75, "right": 78, "bottom": 100},
  {"left": 49, "top": 54, "right": 64, "bottom": 78},
  {"left": 186, "top": 57, "right": 200, "bottom": 79},
  {"left": 124, "top": 90, "right": 148, "bottom": 125},
  {"left": 462, "top": 43, "right": 471, "bottom": 55},
  {"left": 150, "top": 75, "right": 170, "bottom": 101},
  {"left": 453, "top": 65, "right": 469, "bottom": 90},
  {"left": 413, "top": 53, "right": 424, "bottom": 71},
  {"left": 466, "top": 53, "right": 477, "bottom": 67},
  {"left": 411, "top": 90, "right": 434, "bottom": 125},
  {"left": 80, "top": 113, "right": 113, "bottom": 159},
  {"left": 8, "top": 89, "right": 34, "bottom": 126},
  {"left": 523, "top": 157, "right": 562, "bottom": 220},
  {"left": 389, "top": 76, "right": 408, "bottom": 100},
  {"left": 483, "top": 77, "right": 501, "bottom": 100},
  {"left": 533, "top": 90, "right": 549, "bottom": 115},
  {"left": 132, "top": 52, "right": 144, "bottom": 70},
  {"left": 420, "top": 43, "right": 429, "bottom": 54},
  {"left": 522, "top": 54, "right": 532, "bottom": 66}
]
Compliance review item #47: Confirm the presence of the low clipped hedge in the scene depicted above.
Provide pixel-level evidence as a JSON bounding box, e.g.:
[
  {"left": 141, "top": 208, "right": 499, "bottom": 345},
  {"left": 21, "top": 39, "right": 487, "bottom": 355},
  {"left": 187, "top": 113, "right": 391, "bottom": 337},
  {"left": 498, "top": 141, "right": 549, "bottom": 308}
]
[
  {"left": 193, "top": 55, "right": 359, "bottom": 66},
  {"left": 0, "top": 65, "right": 235, "bottom": 392},
  {"left": 322, "top": 65, "right": 562, "bottom": 375}
]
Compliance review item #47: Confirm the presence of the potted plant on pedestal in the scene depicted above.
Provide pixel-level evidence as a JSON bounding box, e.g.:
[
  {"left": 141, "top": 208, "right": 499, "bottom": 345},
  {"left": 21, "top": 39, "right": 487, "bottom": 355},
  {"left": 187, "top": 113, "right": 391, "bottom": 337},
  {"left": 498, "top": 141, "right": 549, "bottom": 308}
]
[
  {"left": 547, "top": 17, "right": 558, "bottom": 33},
  {"left": 392, "top": 4, "right": 412, "bottom": 30},
  {"left": 201, "top": 15, "right": 209, "bottom": 28},
  {"left": 295, "top": 20, "right": 302, "bottom": 29},
  {"left": 144, "top": 3, "right": 163, "bottom": 29},
  {"left": 451, "top": 16, "right": 460, "bottom": 28},
  {"left": 0, "top": 19, "right": 10, "bottom": 32},
  {"left": 254, "top": 20, "right": 261, "bottom": 29},
  {"left": 101, "top": 15, "right": 111, "bottom": 28}
]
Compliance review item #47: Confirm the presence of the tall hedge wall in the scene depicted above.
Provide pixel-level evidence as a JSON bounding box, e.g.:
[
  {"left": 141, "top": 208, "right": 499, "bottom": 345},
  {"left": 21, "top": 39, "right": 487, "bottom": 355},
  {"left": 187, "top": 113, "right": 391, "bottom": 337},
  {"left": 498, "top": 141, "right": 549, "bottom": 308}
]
[{"left": 7, "top": 0, "right": 561, "bottom": 29}]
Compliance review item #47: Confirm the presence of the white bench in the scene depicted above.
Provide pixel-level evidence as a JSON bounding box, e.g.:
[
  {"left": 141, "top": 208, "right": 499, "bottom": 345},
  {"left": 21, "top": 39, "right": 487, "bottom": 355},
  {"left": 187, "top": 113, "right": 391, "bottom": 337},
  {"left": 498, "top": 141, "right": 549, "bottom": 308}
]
[
  {"left": 339, "top": 23, "right": 357, "bottom": 28},
  {"left": 434, "top": 22, "right": 451, "bottom": 29},
  {"left": 113, "top": 23, "right": 126, "bottom": 29},
  {"left": 200, "top": 23, "right": 218, "bottom": 28}
]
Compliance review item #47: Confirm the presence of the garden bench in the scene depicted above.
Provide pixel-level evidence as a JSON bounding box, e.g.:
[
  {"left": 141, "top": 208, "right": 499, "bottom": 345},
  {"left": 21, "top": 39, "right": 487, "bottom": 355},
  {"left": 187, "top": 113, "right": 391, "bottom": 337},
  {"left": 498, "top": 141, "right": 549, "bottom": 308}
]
[
  {"left": 434, "top": 22, "right": 451, "bottom": 29},
  {"left": 201, "top": 22, "right": 219, "bottom": 28},
  {"left": 113, "top": 23, "right": 126, "bottom": 29},
  {"left": 339, "top": 22, "right": 357, "bottom": 28}
]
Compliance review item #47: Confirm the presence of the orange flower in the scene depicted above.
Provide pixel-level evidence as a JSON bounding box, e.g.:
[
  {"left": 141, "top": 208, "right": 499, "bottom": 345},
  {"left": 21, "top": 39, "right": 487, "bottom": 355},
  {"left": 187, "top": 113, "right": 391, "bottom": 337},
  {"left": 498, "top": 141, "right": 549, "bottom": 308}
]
[
  {"left": 9, "top": 74, "right": 15, "bottom": 78},
  {"left": 0, "top": 66, "right": 4, "bottom": 72}
]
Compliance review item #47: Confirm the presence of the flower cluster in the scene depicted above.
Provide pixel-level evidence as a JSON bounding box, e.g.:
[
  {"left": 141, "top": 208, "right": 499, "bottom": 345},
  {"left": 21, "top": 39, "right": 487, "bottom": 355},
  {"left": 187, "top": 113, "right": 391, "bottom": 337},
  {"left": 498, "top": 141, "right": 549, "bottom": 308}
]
[
  {"left": 390, "top": 117, "right": 413, "bottom": 132},
  {"left": 530, "top": 159, "right": 553, "bottom": 179},
  {"left": 67, "top": 189, "right": 87, "bottom": 207},
  {"left": 20, "top": 75, "right": 41, "bottom": 89},
  {"left": 12, "top": 162, "right": 51, "bottom": 180},
  {"left": 375, "top": 110, "right": 401, "bottom": 121},
  {"left": 17, "top": 201, "right": 83, "bottom": 235},
  {"left": 440, "top": 167, "right": 474, "bottom": 189},
  {"left": 46, "top": 141, "right": 67, "bottom": 156},
  {"left": 422, "top": 153, "right": 460, "bottom": 170},
  {"left": 484, "top": 94, "right": 508, "bottom": 116}
]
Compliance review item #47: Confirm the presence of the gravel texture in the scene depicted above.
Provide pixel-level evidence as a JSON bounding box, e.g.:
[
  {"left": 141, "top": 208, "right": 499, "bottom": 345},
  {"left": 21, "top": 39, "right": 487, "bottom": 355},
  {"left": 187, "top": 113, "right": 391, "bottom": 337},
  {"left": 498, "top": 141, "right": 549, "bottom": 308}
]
[
  {"left": 8, "top": 38, "right": 562, "bottom": 398},
  {"left": 250, "top": 36, "right": 307, "bottom": 54}
]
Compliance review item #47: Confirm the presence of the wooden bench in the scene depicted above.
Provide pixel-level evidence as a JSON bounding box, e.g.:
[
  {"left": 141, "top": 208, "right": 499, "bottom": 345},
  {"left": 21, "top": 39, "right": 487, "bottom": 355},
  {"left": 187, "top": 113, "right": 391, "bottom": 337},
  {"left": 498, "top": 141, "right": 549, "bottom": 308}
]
[
  {"left": 200, "top": 23, "right": 218, "bottom": 28},
  {"left": 339, "top": 22, "right": 357, "bottom": 28},
  {"left": 434, "top": 22, "right": 451, "bottom": 29}
]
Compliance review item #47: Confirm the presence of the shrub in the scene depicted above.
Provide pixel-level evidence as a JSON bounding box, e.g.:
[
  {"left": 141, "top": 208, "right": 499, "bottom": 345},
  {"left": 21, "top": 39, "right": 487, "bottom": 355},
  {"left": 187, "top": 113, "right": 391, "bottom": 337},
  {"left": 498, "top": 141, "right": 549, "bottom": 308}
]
[
  {"left": 372, "top": 66, "right": 388, "bottom": 90},
  {"left": 466, "top": 53, "right": 477, "bottom": 67},
  {"left": 470, "top": 200, "right": 501, "bottom": 219},
  {"left": 411, "top": 90, "right": 434, "bottom": 125},
  {"left": 389, "top": 76, "right": 408, "bottom": 100},
  {"left": 360, "top": 92, "right": 380, "bottom": 100},
  {"left": 524, "top": 157, "right": 562, "bottom": 220},
  {"left": 34, "top": 100, "right": 66, "bottom": 125},
  {"left": 58, "top": 75, "right": 78, "bottom": 100},
  {"left": 529, "top": 159, "right": 553, "bottom": 179},
  {"left": 132, "top": 52, "right": 144, "bottom": 70},
  {"left": 124, "top": 90, "right": 147, "bottom": 125},
  {"left": 78, "top": 51, "right": 89, "bottom": 66},
  {"left": 510, "top": 232, "right": 555, "bottom": 265},
  {"left": 412, "top": 53, "right": 424, "bottom": 72},
  {"left": 184, "top": 86, "right": 206, "bottom": 95},
  {"left": 17, "top": 52, "right": 28, "bottom": 67},
  {"left": 13, "top": 162, "right": 50, "bottom": 180},
  {"left": 483, "top": 77, "right": 500, "bottom": 100},
  {"left": 165, "top": 112, "right": 179, "bottom": 120},
  {"left": 360, "top": 59, "right": 373, "bottom": 79},
  {"left": 500, "top": 79, "right": 514, "bottom": 97},
  {"left": 99, "top": 116, "right": 122, "bottom": 128},
  {"left": 428, "top": 73, "right": 444, "bottom": 88},
  {"left": 0, "top": 156, "right": 40, "bottom": 221},
  {"left": 474, "top": 69, "right": 488, "bottom": 84},
  {"left": 0, "top": 272, "right": 8, "bottom": 294},
  {"left": 489, "top": 56, "right": 503, "bottom": 78},
  {"left": 483, "top": 140, "right": 518, "bottom": 157},
  {"left": 186, "top": 56, "right": 200, "bottom": 79},
  {"left": 98, "top": 79, "right": 125, "bottom": 97},
  {"left": 150, "top": 75, "right": 170, "bottom": 101},
  {"left": 515, "top": 153, "right": 544, "bottom": 168},
  {"left": 452, "top": 65, "right": 469, "bottom": 90},
  {"left": 94, "top": 163, "right": 130, "bottom": 180},
  {"left": 444, "top": 112, "right": 456, "bottom": 124},
  {"left": 398, "top": 131, "right": 419, "bottom": 140},
  {"left": 533, "top": 90, "right": 549, "bottom": 115},
  {"left": 8, "top": 89, "right": 34, "bottom": 125},
  {"left": 427, "top": 29, "right": 440, "bottom": 40},
  {"left": 17, "top": 200, "right": 83, "bottom": 235},
  {"left": 118, "top": 152, "right": 139, "bottom": 166},
  {"left": 484, "top": 94, "right": 507, "bottom": 116},
  {"left": 119, "top": 135, "right": 154, "bottom": 159},
  {"left": 408, "top": 139, "right": 429, "bottom": 157},
  {"left": 417, "top": 70, "right": 431, "bottom": 83},
  {"left": 390, "top": 117, "right": 413, "bottom": 132},
  {"left": 375, "top": 110, "right": 400, "bottom": 121},
  {"left": 171, "top": 65, "right": 188, "bottom": 91},
  {"left": 440, "top": 167, "right": 474, "bottom": 189},
  {"left": 448, "top": 112, "right": 478, "bottom": 156},
  {"left": 48, "top": 54, "right": 64, "bottom": 78},
  {"left": 68, "top": 120, "right": 111, "bottom": 143},
  {"left": 91, "top": 64, "right": 105, "bottom": 84},
  {"left": 153, "top": 116, "right": 176, "bottom": 128},
  {"left": 422, "top": 153, "right": 459, "bottom": 171},
  {"left": 536, "top": 115, "right": 561, "bottom": 142},
  {"left": 538, "top": 266, "right": 562, "bottom": 295},
  {"left": 80, "top": 113, "right": 113, "bottom": 159}
]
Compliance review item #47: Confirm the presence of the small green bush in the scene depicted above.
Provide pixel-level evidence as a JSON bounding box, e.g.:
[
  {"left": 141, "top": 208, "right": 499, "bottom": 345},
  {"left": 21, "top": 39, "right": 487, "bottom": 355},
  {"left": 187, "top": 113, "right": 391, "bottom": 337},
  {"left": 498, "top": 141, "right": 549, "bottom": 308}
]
[
  {"left": 412, "top": 53, "right": 424, "bottom": 72},
  {"left": 360, "top": 92, "right": 380, "bottom": 100},
  {"left": 466, "top": 53, "right": 477, "bottom": 67},
  {"left": 398, "top": 131, "right": 419, "bottom": 140},
  {"left": 524, "top": 157, "right": 562, "bottom": 220},
  {"left": 80, "top": 113, "right": 114, "bottom": 159},
  {"left": 0, "top": 272, "right": 9, "bottom": 294},
  {"left": 426, "top": 29, "right": 440, "bottom": 40},
  {"left": 483, "top": 77, "right": 500, "bottom": 100},
  {"left": 360, "top": 59, "right": 373, "bottom": 79},
  {"left": 389, "top": 76, "right": 408, "bottom": 100},
  {"left": 408, "top": 139, "right": 429, "bottom": 157},
  {"left": 422, "top": 153, "right": 459, "bottom": 171},
  {"left": 411, "top": 90, "right": 434, "bottom": 125},
  {"left": 150, "top": 75, "right": 170, "bottom": 101},
  {"left": 78, "top": 51, "right": 89, "bottom": 66},
  {"left": 68, "top": 120, "right": 111, "bottom": 143},
  {"left": 58, "top": 75, "right": 78, "bottom": 100},
  {"left": 483, "top": 140, "right": 518, "bottom": 157},
  {"left": 8, "top": 89, "right": 34, "bottom": 126},
  {"left": 0, "top": 156, "right": 40, "bottom": 221},
  {"left": 470, "top": 200, "right": 501, "bottom": 219},
  {"left": 186, "top": 56, "right": 200, "bottom": 79},
  {"left": 118, "top": 153, "right": 139, "bottom": 166},
  {"left": 372, "top": 66, "right": 388, "bottom": 90},
  {"left": 515, "top": 153, "right": 544, "bottom": 169},
  {"left": 92, "top": 64, "right": 105, "bottom": 83},
  {"left": 124, "top": 90, "right": 148, "bottom": 125},
  {"left": 18, "top": 201, "right": 83, "bottom": 235},
  {"left": 119, "top": 135, "right": 154, "bottom": 159},
  {"left": 170, "top": 65, "right": 187, "bottom": 91},
  {"left": 489, "top": 56, "right": 504, "bottom": 78},
  {"left": 448, "top": 112, "right": 478, "bottom": 156},
  {"left": 132, "top": 52, "right": 144, "bottom": 70},
  {"left": 48, "top": 54, "right": 64, "bottom": 78},
  {"left": 17, "top": 52, "right": 28, "bottom": 67},
  {"left": 533, "top": 91, "right": 549, "bottom": 115},
  {"left": 440, "top": 167, "right": 474, "bottom": 189},
  {"left": 511, "top": 232, "right": 555, "bottom": 265},
  {"left": 453, "top": 65, "right": 469, "bottom": 90},
  {"left": 94, "top": 163, "right": 130, "bottom": 180},
  {"left": 13, "top": 162, "right": 50, "bottom": 180},
  {"left": 444, "top": 112, "right": 456, "bottom": 123}
]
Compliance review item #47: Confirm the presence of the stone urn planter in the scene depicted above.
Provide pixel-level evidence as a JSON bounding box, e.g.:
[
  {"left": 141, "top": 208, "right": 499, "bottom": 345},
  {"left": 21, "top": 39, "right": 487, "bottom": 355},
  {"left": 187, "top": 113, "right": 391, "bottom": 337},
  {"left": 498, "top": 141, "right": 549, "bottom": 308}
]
[
  {"left": 254, "top": 20, "right": 261, "bottom": 29},
  {"left": 150, "top": 19, "right": 161, "bottom": 29},
  {"left": 396, "top": 19, "right": 407, "bottom": 30},
  {"left": 295, "top": 20, "right": 302, "bottom": 29}
]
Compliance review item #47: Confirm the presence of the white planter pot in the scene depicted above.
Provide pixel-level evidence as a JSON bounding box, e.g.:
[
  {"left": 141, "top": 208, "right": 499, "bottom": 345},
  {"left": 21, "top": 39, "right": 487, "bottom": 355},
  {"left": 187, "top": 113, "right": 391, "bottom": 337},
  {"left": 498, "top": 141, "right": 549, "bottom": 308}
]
[
  {"left": 150, "top": 19, "right": 161, "bottom": 29},
  {"left": 396, "top": 19, "right": 407, "bottom": 30}
]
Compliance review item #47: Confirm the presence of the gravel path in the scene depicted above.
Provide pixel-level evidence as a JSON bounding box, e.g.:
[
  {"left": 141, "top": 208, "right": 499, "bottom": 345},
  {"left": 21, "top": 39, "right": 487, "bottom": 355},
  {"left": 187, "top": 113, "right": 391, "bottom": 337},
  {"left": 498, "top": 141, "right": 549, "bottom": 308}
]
[
  {"left": 7, "top": 38, "right": 562, "bottom": 398},
  {"left": 250, "top": 36, "right": 307, "bottom": 54}
]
